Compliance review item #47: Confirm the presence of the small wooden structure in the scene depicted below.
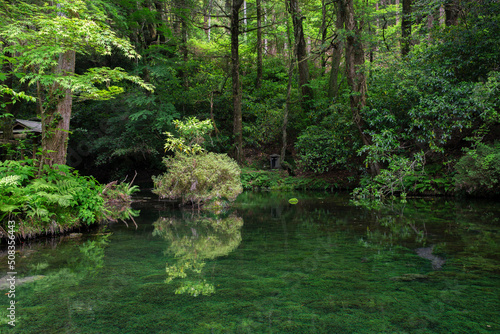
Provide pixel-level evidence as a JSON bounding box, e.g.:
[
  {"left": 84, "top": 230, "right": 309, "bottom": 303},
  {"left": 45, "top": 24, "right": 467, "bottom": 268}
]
[{"left": 0, "top": 119, "right": 42, "bottom": 159}]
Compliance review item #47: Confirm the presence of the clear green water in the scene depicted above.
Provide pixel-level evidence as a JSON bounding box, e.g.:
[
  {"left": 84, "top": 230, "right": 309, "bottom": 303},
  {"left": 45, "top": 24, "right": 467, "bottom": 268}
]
[{"left": 1, "top": 192, "right": 499, "bottom": 333}]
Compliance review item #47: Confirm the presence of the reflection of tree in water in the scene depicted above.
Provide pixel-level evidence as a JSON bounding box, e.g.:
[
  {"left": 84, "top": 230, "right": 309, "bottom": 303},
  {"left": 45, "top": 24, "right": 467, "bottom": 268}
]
[{"left": 152, "top": 213, "right": 243, "bottom": 296}]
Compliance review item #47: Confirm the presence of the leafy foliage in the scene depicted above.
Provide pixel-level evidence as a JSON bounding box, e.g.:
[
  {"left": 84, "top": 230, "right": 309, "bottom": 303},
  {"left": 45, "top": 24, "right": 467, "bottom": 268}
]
[
  {"left": 0, "top": 159, "right": 138, "bottom": 238},
  {"left": 454, "top": 142, "right": 500, "bottom": 196},
  {"left": 152, "top": 153, "right": 242, "bottom": 206},
  {"left": 163, "top": 117, "right": 213, "bottom": 155},
  {"left": 0, "top": 159, "right": 104, "bottom": 237},
  {"left": 240, "top": 168, "right": 332, "bottom": 191},
  {"left": 295, "top": 108, "right": 361, "bottom": 173}
]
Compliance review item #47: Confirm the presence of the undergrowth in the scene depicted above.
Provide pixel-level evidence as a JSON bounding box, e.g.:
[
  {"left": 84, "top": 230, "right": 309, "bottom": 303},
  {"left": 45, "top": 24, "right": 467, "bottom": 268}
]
[
  {"left": 0, "top": 159, "right": 138, "bottom": 239},
  {"left": 240, "top": 168, "right": 333, "bottom": 191}
]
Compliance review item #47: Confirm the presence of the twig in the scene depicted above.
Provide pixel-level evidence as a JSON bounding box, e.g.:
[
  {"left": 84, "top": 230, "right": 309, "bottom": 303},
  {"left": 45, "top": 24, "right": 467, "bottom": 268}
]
[{"left": 129, "top": 170, "right": 138, "bottom": 188}]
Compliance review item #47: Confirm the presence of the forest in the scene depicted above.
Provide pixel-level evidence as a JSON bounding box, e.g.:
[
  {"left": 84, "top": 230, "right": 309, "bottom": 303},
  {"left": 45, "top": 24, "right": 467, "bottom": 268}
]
[{"left": 1, "top": 0, "right": 499, "bottom": 235}]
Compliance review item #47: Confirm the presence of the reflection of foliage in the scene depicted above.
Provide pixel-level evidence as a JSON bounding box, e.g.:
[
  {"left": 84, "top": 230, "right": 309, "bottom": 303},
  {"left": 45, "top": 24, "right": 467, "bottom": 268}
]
[
  {"left": 77, "top": 233, "right": 111, "bottom": 277},
  {"left": 153, "top": 213, "right": 243, "bottom": 296},
  {"left": 50, "top": 231, "right": 113, "bottom": 281},
  {"left": 353, "top": 197, "right": 500, "bottom": 275},
  {"left": 356, "top": 201, "right": 430, "bottom": 249}
]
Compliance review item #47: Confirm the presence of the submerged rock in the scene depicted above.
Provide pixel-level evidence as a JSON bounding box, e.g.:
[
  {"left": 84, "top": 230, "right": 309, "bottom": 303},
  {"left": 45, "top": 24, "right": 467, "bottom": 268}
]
[
  {"left": 0, "top": 275, "right": 46, "bottom": 290},
  {"left": 415, "top": 245, "right": 446, "bottom": 270},
  {"left": 390, "top": 273, "right": 429, "bottom": 281}
]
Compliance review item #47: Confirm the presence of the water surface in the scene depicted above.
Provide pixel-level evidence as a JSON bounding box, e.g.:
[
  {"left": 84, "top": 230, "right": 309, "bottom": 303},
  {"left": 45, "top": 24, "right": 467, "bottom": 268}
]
[{"left": 1, "top": 192, "right": 499, "bottom": 333}]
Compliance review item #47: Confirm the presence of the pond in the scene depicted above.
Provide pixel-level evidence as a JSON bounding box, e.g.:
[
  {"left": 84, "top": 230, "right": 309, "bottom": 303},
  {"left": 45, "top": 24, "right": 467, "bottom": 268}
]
[{"left": 1, "top": 192, "right": 499, "bottom": 333}]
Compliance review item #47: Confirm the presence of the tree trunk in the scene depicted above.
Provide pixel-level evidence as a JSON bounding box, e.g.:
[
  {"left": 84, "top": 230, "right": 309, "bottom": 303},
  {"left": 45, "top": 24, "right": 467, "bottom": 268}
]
[
  {"left": 395, "top": 0, "right": 400, "bottom": 24},
  {"left": 41, "top": 50, "right": 76, "bottom": 167},
  {"left": 175, "top": 0, "right": 189, "bottom": 88},
  {"left": 231, "top": 0, "right": 244, "bottom": 163},
  {"left": 256, "top": 0, "right": 263, "bottom": 89},
  {"left": 1, "top": 52, "right": 14, "bottom": 142},
  {"left": 281, "top": 12, "right": 294, "bottom": 165},
  {"left": 328, "top": 2, "right": 345, "bottom": 99},
  {"left": 342, "top": 0, "right": 380, "bottom": 175},
  {"left": 445, "top": 0, "right": 460, "bottom": 26},
  {"left": 401, "top": 0, "right": 412, "bottom": 57},
  {"left": 281, "top": 60, "right": 293, "bottom": 166},
  {"left": 320, "top": 0, "right": 328, "bottom": 72},
  {"left": 287, "top": 0, "right": 313, "bottom": 101},
  {"left": 204, "top": 0, "right": 212, "bottom": 40}
]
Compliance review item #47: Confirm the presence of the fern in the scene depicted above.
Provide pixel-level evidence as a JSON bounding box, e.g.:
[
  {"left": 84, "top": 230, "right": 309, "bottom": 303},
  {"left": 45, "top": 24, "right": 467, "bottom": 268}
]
[
  {"left": 34, "top": 192, "right": 74, "bottom": 207},
  {"left": 0, "top": 175, "right": 21, "bottom": 188},
  {"left": 31, "top": 179, "right": 59, "bottom": 192},
  {"left": 55, "top": 179, "right": 82, "bottom": 195}
]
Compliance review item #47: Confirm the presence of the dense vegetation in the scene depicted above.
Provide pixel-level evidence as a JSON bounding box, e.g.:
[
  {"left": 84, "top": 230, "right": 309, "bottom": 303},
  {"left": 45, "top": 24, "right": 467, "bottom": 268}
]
[
  {"left": 0, "top": 159, "right": 138, "bottom": 237},
  {"left": 1, "top": 0, "right": 500, "bottom": 235}
]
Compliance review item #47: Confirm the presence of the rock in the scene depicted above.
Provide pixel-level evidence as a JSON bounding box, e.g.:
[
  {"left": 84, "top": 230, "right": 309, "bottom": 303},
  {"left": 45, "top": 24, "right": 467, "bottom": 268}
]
[
  {"left": 0, "top": 275, "right": 46, "bottom": 290},
  {"left": 415, "top": 245, "right": 446, "bottom": 270},
  {"left": 390, "top": 273, "right": 429, "bottom": 281}
]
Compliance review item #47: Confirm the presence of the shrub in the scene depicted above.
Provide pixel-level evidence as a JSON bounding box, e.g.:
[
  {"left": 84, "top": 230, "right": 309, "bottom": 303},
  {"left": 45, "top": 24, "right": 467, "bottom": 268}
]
[
  {"left": 152, "top": 153, "right": 243, "bottom": 206},
  {"left": 454, "top": 142, "right": 500, "bottom": 196},
  {"left": 295, "top": 111, "right": 360, "bottom": 173}
]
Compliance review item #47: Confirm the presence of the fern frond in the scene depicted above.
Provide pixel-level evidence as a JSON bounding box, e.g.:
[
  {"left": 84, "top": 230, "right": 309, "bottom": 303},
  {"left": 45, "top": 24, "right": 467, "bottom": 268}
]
[
  {"left": 34, "top": 192, "right": 74, "bottom": 207},
  {"left": 31, "top": 179, "right": 58, "bottom": 192},
  {"left": 0, "top": 175, "right": 21, "bottom": 188},
  {"left": 55, "top": 179, "right": 82, "bottom": 195}
]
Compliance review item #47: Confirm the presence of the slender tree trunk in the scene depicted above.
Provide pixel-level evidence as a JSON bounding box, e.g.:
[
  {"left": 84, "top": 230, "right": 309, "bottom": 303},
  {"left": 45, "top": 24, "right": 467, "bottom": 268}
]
[
  {"left": 395, "top": 0, "right": 400, "bottom": 24},
  {"left": 439, "top": 5, "right": 445, "bottom": 25},
  {"left": 342, "top": 0, "right": 380, "bottom": 175},
  {"left": 287, "top": 0, "right": 313, "bottom": 101},
  {"left": 281, "top": 13, "right": 294, "bottom": 165},
  {"left": 204, "top": 0, "right": 213, "bottom": 40},
  {"left": 328, "top": 2, "right": 345, "bottom": 99},
  {"left": 1, "top": 52, "right": 14, "bottom": 142},
  {"left": 281, "top": 60, "right": 293, "bottom": 165},
  {"left": 256, "top": 0, "right": 263, "bottom": 88},
  {"left": 320, "top": 0, "right": 327, "bottom": 71},
  {"left": 175, "top": 0, "right": 189, "bottom": 88},
  {"left": 264, "top": 7, "right": 268, "bottom": 53},
  {"left": 401, "top": 0, "right": 412, "bottom": 57},
  {"left": 445, "top": 0, "right": 460, "bottom": 26},
  {"left": 41, "top": 50, "right": 76, "bottom": 167},
  {"left": 243, "top": 0, "right": 247, "bottom": 41},
  {"left": 231, "top": 0, "right": 244, "bottom": 163}
]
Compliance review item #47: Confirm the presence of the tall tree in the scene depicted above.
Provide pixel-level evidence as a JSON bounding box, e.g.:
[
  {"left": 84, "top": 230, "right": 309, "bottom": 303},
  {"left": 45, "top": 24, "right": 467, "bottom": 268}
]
[
  {"left": 287, "top": 0, "right": 313, "bottom": 101},
  {"left": 281, "top": 8, "right": 294, "bottom": 166},
  {"left": 342, "top": 0, "right": 380, "bottom": 174},
  {"left": 231, "top": 0, "right": 244, "bottom": 163},
  {"left": 328, "top": 1, "right": 345, "bottom": 99},
  {"left": 1, "top": 48, "right": 14, "bottom": 142},
  {"left": 444, "top": 0, "right": 460, "bottom": 26},
  {"left": 255, "top": 0, "right": 263, "bottom": 89},
  {"left": 0, "top": 0, "right": 152, "bottom": 167},
  {"left": 401, "top": 0, "right": 412, "bottom": 56}
]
